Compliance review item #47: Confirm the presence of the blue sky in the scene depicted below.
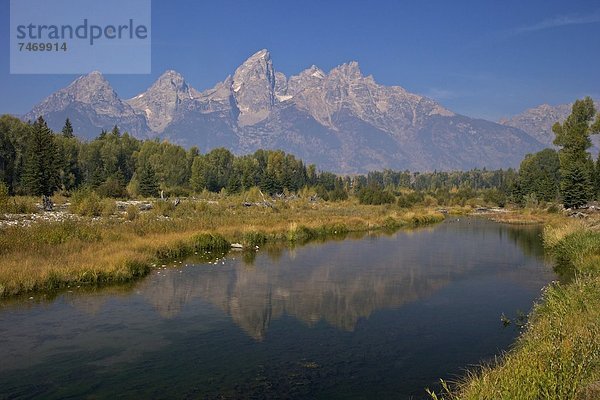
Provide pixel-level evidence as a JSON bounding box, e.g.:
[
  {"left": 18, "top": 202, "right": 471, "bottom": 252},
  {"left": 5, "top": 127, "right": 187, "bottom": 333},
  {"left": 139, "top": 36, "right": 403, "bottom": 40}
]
[{"left": 1, "top": 0, "right": 599, "bottom": 120}]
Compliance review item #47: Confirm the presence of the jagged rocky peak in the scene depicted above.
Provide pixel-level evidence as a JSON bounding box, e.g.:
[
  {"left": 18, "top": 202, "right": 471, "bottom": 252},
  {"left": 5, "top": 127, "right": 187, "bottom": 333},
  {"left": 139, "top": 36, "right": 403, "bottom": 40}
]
[
  {"left": 231, "top": 49, "right": 276, "bottom": 126},
  {"left": 287, "top": 59, "right": 454, "bottom": 131},
  {"left": 64, "top": 70, "right": 120, "bottom": 104},
  {"left": 287, "top": 65, "right": 326, "bottom": 95},
  {"left": 23, "top": 50, "right": 547, "bottom": 172},
  {"left": 198, "top": 76, "right": 233, "bottom": 103},
  {"left": 274, "top": 72, "right": 290, "bottom": 101},
  {"left": 190, "top": 76, "right": 235, "bottom": 114},
  {"left": 329, "top": 61, "right": 363, "bottom": 79},
  {"left": 153, "top": 70, "right": 189, "bottom": 92},
  {"left": 26, "top": 70, "right": 133, "bottom": 119},
  {"left": 23, "top": 71, "right": 149, "bottom": 139},
  {"left": 127, "top": 69, "right": 199, "bottom": 133}
]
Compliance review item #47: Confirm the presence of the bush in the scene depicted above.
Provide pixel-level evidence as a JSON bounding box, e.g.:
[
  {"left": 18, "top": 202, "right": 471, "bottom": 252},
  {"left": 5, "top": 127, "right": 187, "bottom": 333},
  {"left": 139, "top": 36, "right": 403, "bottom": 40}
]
[
  {"left": 315, "top": 185, "right": 330, "bottom": 201},
  {"left": 358, "top": 186, "right": 395, "bottom": 205},
  {"left": 125, "top": 204, "right": 139, "bottom": 221},
  {"left": 432, "top": 189, "right": 451, "bottom": 206},
  {"left": 0, "top": 182, "right": 8, "bottom": 210},
  {"left": 100, "top": 198, "right": 117, "bottom": 217},
  {"left": 242, "top": 231, "right": 268, "bottom": 247},
  {"left": 483, "top": 188, "right": 507, "bottom": 207},
  {"left": 328, "top": 187, "right": 348, "bottom": 202},
  {"left": 523, "top": 193, "right": 539, "bottom": 209},
  {"left": 422, "top": 194, "right": 438, "bottom": 207},
  {"left": 96, "top": 176, "right": 127, "bottom": 198},
  {"left": 191, "top": 233, "right": 230, "bottom": 252},
  {"left": 0, "top": 184, "right": 35, "bottom": 214},
  {"left": 70, "top": 189, "right": 102, "bottom": 216},
  {"left": 153, "top": 200, "right": 175, "bottom": 217},
  {"left": 397, "top": 191, "right": 423, "bottom": 208},
  {"left": 244, "top": 187, "right": 264, "bottom": 203},
  {"left": 287, "top": 223, "right": 316, "bottom": 243},
  {"left": 164, "top": 186, "right": 191, "bottom": 197}
]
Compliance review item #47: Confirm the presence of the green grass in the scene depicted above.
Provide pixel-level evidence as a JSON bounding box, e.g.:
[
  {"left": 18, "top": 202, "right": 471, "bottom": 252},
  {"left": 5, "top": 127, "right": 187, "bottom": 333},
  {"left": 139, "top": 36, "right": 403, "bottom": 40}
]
[{"left": 428, "top": 216, "right": 600, "bottom": 400}]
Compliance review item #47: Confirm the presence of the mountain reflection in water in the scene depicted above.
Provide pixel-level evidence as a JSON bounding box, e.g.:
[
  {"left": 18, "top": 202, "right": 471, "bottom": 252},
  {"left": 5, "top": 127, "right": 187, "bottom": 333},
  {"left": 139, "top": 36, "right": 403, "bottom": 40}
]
[{"left": 136, "top": 218, "right": 550, "bottom": 340}]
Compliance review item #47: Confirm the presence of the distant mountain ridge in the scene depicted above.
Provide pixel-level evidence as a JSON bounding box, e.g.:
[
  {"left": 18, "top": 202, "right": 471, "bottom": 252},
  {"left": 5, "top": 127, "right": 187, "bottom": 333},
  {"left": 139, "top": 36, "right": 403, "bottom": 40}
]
[
  {"left": 500, "top": 101, "right": 600, "bottom": 153},
  {"left": 25, "top": 71, "right": 150, "bottom": 139},
  {"left": 24, "top": 49, "right": 547, "bottom": 173}
]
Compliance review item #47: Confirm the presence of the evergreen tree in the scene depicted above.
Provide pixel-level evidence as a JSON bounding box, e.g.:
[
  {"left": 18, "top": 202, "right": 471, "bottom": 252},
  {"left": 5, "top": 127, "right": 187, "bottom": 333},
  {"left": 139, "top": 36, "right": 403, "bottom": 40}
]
[
  {"left": 517, "top": 149, "right": 560, "bottom": 202},
  {"left": 562, "top": 167, "right": 590, "bottom": 209},
  {"left": 0, "top": 115, "right": 37, "bottom": 193},
  {"left": 61, "top": 118, "right": 74, "bottom": 138},
  {"left": 259, "top": 170, "right": 278, "bottom": 195},
  {"left": 306, "top": 164, "right": 317, "bottom": 186},
  {"left": 226, "top": 174, "right": 242, "bottom": 194},
  {"left": 22, "top": 117, "right": 60, "bottom": 196},
  {"left": 552, "top": 97, "right": 600, "bottom": 208},
  {"left": 0, "top": 119, "right": 15, "bottom": 192},
  {"left": 110, "top": 125, "right": 121, "bottom": 138},
  {"left": 595, "top": 155, "right": 600, "bottom": 200},
  {"left": 190, "top": 155, "right": 207, "bottom": 192},
  {"left": 137, "top": 163, "right": 159, "bottom": 197},
  {"left": 55, "top": 135, "right": 81, "bottom": 192}
]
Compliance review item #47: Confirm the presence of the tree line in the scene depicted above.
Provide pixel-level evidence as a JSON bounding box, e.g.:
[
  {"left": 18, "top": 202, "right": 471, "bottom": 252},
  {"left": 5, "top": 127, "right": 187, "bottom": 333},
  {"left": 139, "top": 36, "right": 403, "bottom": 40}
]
[
  {"left": 0, "top": 97, "right": 599, "bottom": 208},
  {"left": 0, "top": 114, "right": 522, "bottom": 202},
  {"left": 0, "top": 115, "right": 335, "bottom": 198},
  {"left": 515, "top": 97, "right": 600, "bottom": 208}
]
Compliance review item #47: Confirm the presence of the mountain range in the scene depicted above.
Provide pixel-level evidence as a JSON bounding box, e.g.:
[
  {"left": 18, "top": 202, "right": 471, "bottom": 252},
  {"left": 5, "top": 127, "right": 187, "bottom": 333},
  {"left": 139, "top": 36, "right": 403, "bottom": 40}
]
[{"left": 23, "top": 49, "right": 590, "bottom": 173}]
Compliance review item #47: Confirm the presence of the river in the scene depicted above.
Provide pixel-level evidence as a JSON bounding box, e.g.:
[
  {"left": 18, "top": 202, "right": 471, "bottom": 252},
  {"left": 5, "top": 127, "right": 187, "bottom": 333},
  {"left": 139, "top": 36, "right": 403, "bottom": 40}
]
[{"left": 0, "top": 217, "right": 556, "bottom": 399}]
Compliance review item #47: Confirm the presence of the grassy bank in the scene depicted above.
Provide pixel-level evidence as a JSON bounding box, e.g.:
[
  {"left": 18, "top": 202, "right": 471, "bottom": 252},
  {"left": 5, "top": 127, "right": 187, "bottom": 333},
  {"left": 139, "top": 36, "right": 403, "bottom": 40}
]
[
  {"left": 0, "top": 196, "right": 445, "bottom": 298},
  {"left": 429, "top": 213, "right": 600, "bottom": 400}
]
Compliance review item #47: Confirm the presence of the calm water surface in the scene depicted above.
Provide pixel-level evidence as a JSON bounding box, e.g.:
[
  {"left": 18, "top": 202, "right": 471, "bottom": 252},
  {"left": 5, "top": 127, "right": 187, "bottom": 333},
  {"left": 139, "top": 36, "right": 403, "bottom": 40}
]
[{"left": 0, "top": 217, "right": 555, "bottom": 399}]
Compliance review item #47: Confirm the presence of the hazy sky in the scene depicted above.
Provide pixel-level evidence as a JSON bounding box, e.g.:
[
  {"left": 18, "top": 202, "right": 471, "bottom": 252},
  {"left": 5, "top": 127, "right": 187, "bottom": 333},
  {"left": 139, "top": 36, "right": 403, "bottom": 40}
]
[{"left": 1, "top": 0, "right": 599, "bottom": 120}]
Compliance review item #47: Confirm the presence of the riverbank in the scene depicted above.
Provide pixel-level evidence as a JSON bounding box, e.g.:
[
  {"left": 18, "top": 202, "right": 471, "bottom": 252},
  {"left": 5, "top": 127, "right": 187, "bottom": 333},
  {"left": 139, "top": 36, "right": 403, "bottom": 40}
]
[
  {"left": 430, "top": 211, "right": 600, "bottom": 400},
  {"left": 0, "top": 197, "right": 446, "bottom": 298}
]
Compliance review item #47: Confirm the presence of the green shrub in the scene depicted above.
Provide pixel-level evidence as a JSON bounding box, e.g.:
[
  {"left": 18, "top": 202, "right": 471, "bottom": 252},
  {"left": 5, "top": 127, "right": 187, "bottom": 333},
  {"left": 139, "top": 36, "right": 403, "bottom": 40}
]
[
  {"left": 546, "top": 203, "right": 561, "bottom": 214},
  {"left": 70, "top": 189, "right": 102, "bottom": 216},
  {"left": 358, "top": 186, "right": 395, "bottom": 205},
  {"left": 397, "top": 191, "right": 423, "bottom": 208},
  {"left": 328, "top": 187, "right": 348, "bottom": 202},
  {"left": 153, "top": 200, "right": 175, "bottom": 217},
  {"left": 483, "top": 188, "right": 507, "bottom": 207},
  {"left": 523, "top": 193, "right": 539, "bottom": 209},
  {"left": 423, "top": 194, "right": 438, "bottom": 207},
  {"left": 243, "top": 231, "right": 268, "bottom": 247},
  {"left": 96, "top": 176, "right": 127, "bottom": 198},
  {"left": 243, "top": 187, "right": 263, "bottom": 203},
  {"left": 125, "top": 204, "right": 139, "bottom": 221},
  {"left": 0, "top": 182, "right": 8, "bottom": 210},
  {"left": 164, "top": 186, "right": 190, "bottom": 197},
  {"left": 100, "top": 198, "right": 117, "bottom": 217},
  {"left": 191, "top": 233, "right": 230, "bottom": 252},
  {"left": 287, "top": 224, "right": 316, "bottom": 243}
]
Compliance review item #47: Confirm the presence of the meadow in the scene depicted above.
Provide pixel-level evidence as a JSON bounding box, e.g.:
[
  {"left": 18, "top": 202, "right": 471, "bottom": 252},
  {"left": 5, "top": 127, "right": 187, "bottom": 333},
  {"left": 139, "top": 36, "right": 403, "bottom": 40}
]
[{"left": 0, "top": 193, "right": 446, "bottom": 298}]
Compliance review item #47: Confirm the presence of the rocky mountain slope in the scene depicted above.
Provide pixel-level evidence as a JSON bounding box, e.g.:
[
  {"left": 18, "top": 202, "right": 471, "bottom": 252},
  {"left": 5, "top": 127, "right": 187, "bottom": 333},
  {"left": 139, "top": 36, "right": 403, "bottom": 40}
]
[
  {"left": 24, "top": 50, "right": 546, "bottom": 172},
  {"left": 500, "top": 101, "right": 600, "bottom": 154},
  {"left": 24, "top": 71, "right": 149, "bottom": 140}
]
